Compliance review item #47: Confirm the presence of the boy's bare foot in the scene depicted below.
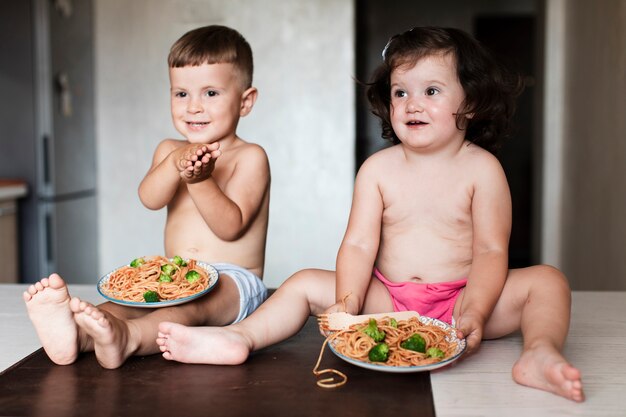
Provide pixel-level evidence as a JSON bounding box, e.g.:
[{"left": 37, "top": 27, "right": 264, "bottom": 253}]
[
  {"left": 512, "top": 344, "right": 584, "bottom": 402},
  {"left": 71, "top": 298, "right": 134, "bottom": 369},
  {"left": 156, "top": 322, "right": 250, "bottom": 365},
  {"left": 23, "top": 274, "right": 78, "bottom": 365}
]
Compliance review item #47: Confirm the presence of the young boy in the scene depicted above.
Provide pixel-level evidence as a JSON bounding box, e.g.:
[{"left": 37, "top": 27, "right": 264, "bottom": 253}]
[
  {"left": 23, "top": 25, "right": 270, "bottom": 369},
  {"left": 155, "top": 27, "right": 583, "bottom": 402}
]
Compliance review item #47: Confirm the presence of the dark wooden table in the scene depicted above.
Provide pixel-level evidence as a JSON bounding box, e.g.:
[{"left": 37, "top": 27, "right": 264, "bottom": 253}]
[{"left": 0, "top": 317, "right": 435, "bottom": 417}]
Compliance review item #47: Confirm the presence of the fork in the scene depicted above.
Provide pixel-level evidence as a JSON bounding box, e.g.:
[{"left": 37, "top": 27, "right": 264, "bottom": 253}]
[{"left": 317, "top": 311, "right": 420, "bottom": 333}]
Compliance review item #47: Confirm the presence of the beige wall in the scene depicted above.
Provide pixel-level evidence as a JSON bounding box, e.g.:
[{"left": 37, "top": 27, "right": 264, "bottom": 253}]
[
  {"left": 558, "top": 0, "right": 626, "bottom": 290},
  {"left": 95, "top": 0, "right": 355, "bottom": 288}
]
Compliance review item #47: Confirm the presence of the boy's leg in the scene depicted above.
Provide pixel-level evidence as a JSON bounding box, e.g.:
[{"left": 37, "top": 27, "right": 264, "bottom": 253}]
[
  {"left": 157, "top": 268, "right": 337, "bottom": 364},
  {"left": 72, "top": 273, "right": 241, "bottom": 369},
  {"left": 156, "top": 268, "right": 394, "bottom": 365},
  {"left": 23, "top": 274, "right": 80, "bottom": 365},
  {"left": 477, "top": 265, "right": 584, "bottom": 402}
]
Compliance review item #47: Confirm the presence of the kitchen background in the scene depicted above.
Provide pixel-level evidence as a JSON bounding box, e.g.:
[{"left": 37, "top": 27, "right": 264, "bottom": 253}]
[{"left": 0, "top": 0, "right": 624, "bottom": 291}]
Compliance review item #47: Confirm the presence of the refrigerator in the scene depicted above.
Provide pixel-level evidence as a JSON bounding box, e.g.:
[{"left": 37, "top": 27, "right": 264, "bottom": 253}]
[{"left": 0, "top": 0, "right": 98, "bottom": 284}]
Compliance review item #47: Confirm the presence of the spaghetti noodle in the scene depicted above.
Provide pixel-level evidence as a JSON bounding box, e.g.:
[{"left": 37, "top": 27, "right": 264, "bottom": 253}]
[
  {"left": 101, "top": 256, "right": 210, "bottom": 303},
  {"left": 313, "top": 316, "right": 459, "bottom": 388}
]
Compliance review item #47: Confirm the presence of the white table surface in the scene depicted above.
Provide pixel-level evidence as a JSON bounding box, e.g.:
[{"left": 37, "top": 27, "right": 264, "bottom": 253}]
[{"left": 1, "top": 286, "right": 624, "bottom": 417}]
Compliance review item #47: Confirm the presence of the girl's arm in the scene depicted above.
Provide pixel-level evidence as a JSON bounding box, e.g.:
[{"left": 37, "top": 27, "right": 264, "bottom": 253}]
[
  {"left": 457, "top": 154, "right": 512, "bottom": 352},
  {"left": 329, "top": 159, "right": 383, "bottom": 315},
  {"left": 138, "top": 139, "right": 184, "bottom": 210},
  {"left": 185, "top": 144, "right": 270, "bottom": 241}
]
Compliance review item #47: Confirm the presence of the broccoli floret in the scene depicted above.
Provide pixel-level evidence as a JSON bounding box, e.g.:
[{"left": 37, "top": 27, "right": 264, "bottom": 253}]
[
  {"left": 161, "top": 263, "right": 176, "bottom": 276},
  {"left": 130, "top": 258, "right": 145, "bottom": 268},
  {"left": 143, "top": 290, "right": 159, "bottom": 303},
  {"left": 389, "top": 318, "right": 398, "bottom": 328},
  {"left": 185, "top": 270, "right": 200, "bottom": 283},
  {"left": 400, "top": 333, "right": 427, "bottom": 353},
  {"left": 368, "top": 343, "right": 390, "bottom": 362},
  {"left": 173, "top": 255, "right": 187, "bottom": 267},
  {"left": 426, "top": 347, "right": 445, "bottom": 358},
  {"left": 158, "top": 273, "right": 173, "bottom": 283},
  {"left": 361, "top": 318, "right": 386, "bottom": 342}
]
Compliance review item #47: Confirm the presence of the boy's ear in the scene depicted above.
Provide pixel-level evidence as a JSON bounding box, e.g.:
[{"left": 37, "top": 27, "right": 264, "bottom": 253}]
[{"left": 240, "top": 87, "right": 258, "bottom": 117}]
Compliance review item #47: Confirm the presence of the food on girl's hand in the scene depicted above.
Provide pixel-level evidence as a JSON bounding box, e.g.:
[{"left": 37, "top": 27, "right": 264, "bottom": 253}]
[{"left": 101, "top": 256, "right": 211, "bottom": 303}]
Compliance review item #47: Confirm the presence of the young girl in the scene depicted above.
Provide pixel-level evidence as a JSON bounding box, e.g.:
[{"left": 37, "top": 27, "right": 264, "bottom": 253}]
[{"left": 156, "top": 27, "right": 584, "bottom": 402}]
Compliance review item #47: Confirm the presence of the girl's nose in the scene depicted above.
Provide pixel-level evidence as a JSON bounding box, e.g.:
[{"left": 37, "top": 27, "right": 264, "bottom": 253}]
[{"left": 406, "top": 98, "right": 423, "bottom": 113}]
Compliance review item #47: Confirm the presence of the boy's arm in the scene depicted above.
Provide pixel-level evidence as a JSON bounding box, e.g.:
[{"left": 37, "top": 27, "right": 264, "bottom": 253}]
[
  {"left": 138, "top": 140, "right": 183, "bottom": 210},
  {"left": 185, "top": 144, "right": 270, "bottom": 241},
  {"left": 328, "top": 159, "right": 383, "bottom": 315},
  {"left": 456, "top": 155, "right": 512, "bottom": 353}
]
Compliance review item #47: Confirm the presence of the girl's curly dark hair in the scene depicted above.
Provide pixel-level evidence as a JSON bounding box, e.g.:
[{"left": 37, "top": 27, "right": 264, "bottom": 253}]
[{"left": 366, "top": 27, "right": 524, "bottom": 154}]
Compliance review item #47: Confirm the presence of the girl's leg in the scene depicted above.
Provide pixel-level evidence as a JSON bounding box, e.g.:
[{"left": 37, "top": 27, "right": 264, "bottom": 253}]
[
  {"left": 156, "top": 268, "right": 338, "bottom": 364},
  {"left": 479, "top": 265, "right": 584, "bottom": 402}
]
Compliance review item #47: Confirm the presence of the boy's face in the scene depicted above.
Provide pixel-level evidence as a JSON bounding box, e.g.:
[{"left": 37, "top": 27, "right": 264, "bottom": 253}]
[
  {"left": 169, "top": 63, "right": 246, "bottom": 144},
  {"left": 389, "top": 53, "right": 466, "bottom": 152}
]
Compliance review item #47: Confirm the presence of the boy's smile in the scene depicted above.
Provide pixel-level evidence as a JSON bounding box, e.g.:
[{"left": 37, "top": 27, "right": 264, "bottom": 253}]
[
  {"left": 389, "top": 53, "right": 466, "bottom": 152},
  {"left": 169, "top": 63, "right": 245, "bottom": 145}
]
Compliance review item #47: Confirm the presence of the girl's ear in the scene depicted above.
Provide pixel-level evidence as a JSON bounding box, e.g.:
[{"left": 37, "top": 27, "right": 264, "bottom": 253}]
[{"left": 240, "top": 87, "right": 258, "bottom": 117}]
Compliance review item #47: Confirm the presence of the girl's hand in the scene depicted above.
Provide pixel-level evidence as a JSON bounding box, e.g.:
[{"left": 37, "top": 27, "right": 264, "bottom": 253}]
[
  {"left": 455, "top": 312, "right": 485, "bottom": 355},
  {"left": 323, "top": 294, "right": 360, "bottom": 316}
]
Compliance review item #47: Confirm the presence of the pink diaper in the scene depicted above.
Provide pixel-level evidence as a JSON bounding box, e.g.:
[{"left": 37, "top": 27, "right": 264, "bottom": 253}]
[{"left": 373, "top": 268, "right": 467, "bottom": 325}]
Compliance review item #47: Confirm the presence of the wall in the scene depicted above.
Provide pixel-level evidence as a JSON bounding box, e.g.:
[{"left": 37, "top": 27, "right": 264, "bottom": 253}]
[
  {"left": 559, "top": 0, "right": 626, "bottom": 290},
  {"left": 95, "top": 0, "right": 355, "bottom": 288}
]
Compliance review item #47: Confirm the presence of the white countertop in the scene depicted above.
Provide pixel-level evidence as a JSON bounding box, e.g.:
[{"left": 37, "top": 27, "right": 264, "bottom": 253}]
[
  {"left": 1, "top": 286, "right": 624, "bottom": 416},
  {"left": 0, "top": 181, "right": 28, "bottom": 201}
]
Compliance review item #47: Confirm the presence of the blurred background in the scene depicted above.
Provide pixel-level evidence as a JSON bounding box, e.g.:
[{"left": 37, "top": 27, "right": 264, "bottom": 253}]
[{"left": 0, "top": 0, "right": 624, "bottom": 291}]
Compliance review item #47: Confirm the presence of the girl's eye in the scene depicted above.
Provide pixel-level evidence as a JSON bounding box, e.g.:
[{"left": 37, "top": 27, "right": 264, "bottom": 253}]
[
  {"left": 175, "top": 91, "right": 187, "bottom": 98},
  {"left": 206, "top": 90, "right": 218, "bottom": 97},
  {"left": 426, "top": 87, "right": 439, "bottom": 96},
  {"left": 392, "top": 90, "right": 406, "bottom": 98}
]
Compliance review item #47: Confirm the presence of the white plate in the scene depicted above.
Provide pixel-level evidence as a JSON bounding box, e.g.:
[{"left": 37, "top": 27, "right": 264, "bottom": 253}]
[
  {"left": 328, "top": 315, "right": 466, "bottom": 373},
  {"left": 97, "top": 260, "right": 219, "bottom": 308}
]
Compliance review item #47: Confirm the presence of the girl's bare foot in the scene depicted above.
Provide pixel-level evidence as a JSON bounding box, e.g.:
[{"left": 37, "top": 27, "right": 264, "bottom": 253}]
[
  {"left": 23, "top": 274, "right": 78, "bottom": 365},
  {"left": 512, "top": 344, "right": 584, "bottom": 402},
  {"left": 156, "top": 321, "right": 250, "bottom": 365},
  {"left": 71, "top": 298, "right": 135, "bottom": 369}
]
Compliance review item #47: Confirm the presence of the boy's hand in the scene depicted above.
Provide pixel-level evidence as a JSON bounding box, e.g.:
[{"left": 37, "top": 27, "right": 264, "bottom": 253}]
[{"left": 173, "top": 143, "right": 221, "bottom": 183}]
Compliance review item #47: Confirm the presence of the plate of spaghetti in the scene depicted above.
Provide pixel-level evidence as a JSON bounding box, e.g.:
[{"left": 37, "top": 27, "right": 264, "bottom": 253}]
[
  {"left": 97, "top": 255, "right": 218, "bottom": 308},
  {"left": 315, "top": 314, "right": 465, "bottom": 383}
]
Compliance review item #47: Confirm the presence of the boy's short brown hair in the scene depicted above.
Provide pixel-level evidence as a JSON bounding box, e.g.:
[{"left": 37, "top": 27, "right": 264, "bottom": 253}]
[{"left": 168, "top": 25, "right": 253, "bottom": 89}]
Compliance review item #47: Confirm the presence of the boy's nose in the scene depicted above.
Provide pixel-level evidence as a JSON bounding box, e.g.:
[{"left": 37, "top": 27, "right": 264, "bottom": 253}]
[{"left": 187, "top": 99, "right": 203, "bottom": 113}]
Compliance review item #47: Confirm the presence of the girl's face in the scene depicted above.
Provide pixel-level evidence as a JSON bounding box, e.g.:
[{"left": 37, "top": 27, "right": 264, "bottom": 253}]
[
  {"left": 169, "top": 63, "right": 245, "bottom": 144},
  {"left": 389, "top": 53, "right": 467, "bottom": 152}
]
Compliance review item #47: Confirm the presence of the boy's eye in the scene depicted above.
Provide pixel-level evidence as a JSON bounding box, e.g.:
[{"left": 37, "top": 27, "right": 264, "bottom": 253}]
[
  {"left": 175, "top": 91, "right": 187, "bottom": 98},
  {"left": 205, "top": 90, "right": 218, "bottom": 97},
  {"left": 426, "top": 87, "right": 439, "bottom": 96}
]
